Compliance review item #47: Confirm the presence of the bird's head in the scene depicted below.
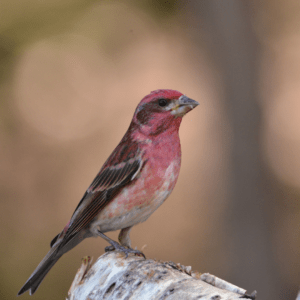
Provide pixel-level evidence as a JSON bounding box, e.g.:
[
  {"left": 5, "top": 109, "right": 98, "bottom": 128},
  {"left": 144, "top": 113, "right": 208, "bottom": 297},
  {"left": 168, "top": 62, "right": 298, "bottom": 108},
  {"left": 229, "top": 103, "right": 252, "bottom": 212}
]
[{"left": 131, "top": 89, "right": 199, "bottom": 136}]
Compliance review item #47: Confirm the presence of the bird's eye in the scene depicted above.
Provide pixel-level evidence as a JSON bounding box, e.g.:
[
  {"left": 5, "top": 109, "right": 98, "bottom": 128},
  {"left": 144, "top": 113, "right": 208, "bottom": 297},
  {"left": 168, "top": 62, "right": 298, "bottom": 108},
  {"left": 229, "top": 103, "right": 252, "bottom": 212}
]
[{"left": 158, "top": 99, "right": 168, "bottom": 107}]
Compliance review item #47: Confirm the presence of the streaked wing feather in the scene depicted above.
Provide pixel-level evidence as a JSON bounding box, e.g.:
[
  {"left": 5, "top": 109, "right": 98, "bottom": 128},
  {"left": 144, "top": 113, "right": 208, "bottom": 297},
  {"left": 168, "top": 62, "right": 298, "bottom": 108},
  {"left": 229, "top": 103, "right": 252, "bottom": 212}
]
[
  {"left": 69, "top": 192, "right": 106, "bottom": 236},
  {"left": 61, "top": 158, "right": 141, "bottom": 246},
  {"left": 103, "top": 168, "right": 116, "bottom": 188}
]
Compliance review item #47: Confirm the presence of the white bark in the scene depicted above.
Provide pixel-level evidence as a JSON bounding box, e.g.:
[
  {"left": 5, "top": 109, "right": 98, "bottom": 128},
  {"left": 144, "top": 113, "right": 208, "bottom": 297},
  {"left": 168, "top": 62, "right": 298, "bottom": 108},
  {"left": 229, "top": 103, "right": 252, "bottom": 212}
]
[{"left": 67, "top": 252, "right": 256, "bottom": 300}]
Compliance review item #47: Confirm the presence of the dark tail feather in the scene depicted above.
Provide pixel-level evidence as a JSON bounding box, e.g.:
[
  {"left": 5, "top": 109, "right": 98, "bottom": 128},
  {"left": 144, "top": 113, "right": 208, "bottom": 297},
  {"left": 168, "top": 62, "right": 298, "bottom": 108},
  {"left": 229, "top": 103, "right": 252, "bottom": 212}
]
[{"left": 18, "top": 247, "right": 62, "bottom": 296}]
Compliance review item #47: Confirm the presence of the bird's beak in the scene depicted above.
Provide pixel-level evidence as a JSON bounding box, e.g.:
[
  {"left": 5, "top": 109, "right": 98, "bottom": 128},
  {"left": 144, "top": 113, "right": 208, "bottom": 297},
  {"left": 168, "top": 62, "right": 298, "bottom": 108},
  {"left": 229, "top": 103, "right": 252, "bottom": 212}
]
[{"left": 171, "top": 95, "right": 199, "bottom": 117}]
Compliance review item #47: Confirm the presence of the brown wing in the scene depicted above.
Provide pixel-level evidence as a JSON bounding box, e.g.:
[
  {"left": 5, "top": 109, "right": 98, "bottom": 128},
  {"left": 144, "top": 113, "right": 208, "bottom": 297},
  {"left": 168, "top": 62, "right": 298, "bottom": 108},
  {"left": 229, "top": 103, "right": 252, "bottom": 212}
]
[{"left": 60, "top": 157, "right": 142, "bottom": 247}]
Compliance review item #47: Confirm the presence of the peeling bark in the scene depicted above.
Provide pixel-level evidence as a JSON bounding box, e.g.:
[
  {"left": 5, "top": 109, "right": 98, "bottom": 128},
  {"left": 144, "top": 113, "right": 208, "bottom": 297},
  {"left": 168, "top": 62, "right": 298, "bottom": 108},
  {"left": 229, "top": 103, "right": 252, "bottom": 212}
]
[{"left": 67, "top": 252, "right": 255, "bottom": 300}]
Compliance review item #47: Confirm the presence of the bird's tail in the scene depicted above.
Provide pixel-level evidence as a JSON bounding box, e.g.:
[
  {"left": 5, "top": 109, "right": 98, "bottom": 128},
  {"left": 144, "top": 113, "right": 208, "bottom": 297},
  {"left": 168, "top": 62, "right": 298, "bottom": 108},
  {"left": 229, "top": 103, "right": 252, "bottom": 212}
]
[{"left": 17, "top": 246, "right": 62, "bottom": 296}]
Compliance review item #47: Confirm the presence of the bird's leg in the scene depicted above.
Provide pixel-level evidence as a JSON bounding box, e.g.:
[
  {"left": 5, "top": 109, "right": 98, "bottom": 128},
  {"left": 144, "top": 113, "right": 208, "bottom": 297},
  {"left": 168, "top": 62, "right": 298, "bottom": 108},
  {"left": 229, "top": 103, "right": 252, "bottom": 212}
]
[
  {"left": 118, "top": 226, "right": 132, "bottom": 248},
  {"left": 118, "top": 227, "right": 146, "bottom": 258},
  {"left": 97, "top": 230, "right": 121, "bottom": 252},
  {"left": 102, "top": 227, "right": 132, "bottom": 252},
  {"left": 97, "top": 228, "right": 145, "bottom": 259}
]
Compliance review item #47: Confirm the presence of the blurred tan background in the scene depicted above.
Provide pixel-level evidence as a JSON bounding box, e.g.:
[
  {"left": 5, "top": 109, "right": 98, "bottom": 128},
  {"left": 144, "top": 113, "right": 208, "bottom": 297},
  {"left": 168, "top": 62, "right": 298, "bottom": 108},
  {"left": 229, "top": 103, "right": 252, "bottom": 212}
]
[{"left": 1, "top": 0, "right": 300, "bottom": 299}]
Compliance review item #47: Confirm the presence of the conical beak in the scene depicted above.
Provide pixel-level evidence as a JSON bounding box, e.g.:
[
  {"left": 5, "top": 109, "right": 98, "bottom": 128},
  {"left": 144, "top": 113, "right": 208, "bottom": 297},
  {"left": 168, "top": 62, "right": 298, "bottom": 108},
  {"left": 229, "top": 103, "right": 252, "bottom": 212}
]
[{"left": 171, "top": 95, "right": 199, "bottom": 117}]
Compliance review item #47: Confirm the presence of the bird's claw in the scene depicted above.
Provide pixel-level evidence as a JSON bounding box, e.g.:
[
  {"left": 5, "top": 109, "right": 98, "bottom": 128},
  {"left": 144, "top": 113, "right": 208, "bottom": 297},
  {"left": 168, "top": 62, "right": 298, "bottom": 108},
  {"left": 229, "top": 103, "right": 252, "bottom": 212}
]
[
  {"left": 240, "top": 290, "right": 257, "bottom": 299},
  {"left": 104, "top": 245, "right": 115, "bottom": 252},
  {"left": 105, "top": 242, "right": 146, "bottom": 259}
]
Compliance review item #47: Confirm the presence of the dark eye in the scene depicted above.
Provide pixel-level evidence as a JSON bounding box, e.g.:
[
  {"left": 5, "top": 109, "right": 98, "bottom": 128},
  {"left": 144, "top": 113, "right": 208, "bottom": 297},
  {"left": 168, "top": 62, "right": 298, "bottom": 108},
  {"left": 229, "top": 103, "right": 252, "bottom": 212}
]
[{"left": 158, "top": 99, "right": 168, "bottom": 107}]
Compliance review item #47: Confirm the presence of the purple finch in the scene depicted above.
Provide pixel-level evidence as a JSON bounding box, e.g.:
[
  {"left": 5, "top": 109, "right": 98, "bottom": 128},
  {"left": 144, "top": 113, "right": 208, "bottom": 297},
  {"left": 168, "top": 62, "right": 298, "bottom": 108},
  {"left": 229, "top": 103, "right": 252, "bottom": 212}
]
[{"left": 18, "top": 89, "right": 198, "bottom": 296}]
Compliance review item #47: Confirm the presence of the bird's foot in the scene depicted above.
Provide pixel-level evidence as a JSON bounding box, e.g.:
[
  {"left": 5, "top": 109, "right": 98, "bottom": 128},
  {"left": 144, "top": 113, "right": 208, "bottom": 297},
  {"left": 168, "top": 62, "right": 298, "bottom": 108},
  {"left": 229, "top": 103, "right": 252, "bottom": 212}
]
[
  {"left": 105, "top": 242, "right": 146, "bottom": 259},
  {"left": 104, "top": 245, "right": 115, "bottom": 252},
  {"left": 240, "top": 290, "right": 257, "bottom": 299}
]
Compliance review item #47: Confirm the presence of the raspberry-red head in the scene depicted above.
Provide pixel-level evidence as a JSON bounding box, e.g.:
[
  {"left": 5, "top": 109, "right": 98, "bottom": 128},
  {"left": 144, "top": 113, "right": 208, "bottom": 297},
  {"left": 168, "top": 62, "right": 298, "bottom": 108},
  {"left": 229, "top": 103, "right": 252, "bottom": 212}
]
[
  {"left": 139, "top": 89, "right": 184, "bottom": 105},
  {"left": 131, "top": 89, "right": 198, "bottom": 136}
]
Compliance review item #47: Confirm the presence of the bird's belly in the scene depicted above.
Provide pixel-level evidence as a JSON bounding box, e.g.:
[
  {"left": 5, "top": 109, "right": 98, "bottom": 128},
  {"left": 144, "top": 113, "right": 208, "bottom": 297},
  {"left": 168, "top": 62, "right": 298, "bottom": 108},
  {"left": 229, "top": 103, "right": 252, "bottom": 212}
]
[
  {"left": 93, "top": 188, "right": 172, "bottom": 233},
  {"left": 90, "top": 160, "right": 179, "bottom": 234}
]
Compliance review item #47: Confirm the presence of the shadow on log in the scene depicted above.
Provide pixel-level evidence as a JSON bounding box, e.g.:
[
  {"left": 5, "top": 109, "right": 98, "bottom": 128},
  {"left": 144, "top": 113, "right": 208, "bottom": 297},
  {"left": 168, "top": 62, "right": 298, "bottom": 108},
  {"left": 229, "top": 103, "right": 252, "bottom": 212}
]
[{"left": 67, "top": 252, "right": 256, "bottom": 300}]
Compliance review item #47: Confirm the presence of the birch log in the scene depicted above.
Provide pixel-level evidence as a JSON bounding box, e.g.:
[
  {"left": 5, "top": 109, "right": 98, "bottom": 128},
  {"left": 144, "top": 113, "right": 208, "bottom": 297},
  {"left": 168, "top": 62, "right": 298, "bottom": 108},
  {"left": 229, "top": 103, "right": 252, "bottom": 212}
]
[{"left": 67, "top": 252, "right": 256, "bottom": 300}]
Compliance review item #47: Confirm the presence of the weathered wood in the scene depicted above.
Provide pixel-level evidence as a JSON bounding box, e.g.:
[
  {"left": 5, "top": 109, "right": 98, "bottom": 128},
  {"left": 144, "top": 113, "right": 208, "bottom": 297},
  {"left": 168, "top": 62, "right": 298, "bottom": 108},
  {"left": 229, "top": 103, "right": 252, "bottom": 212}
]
[{"left": 67, "top": 252, "right": 255, "bottom": 300}]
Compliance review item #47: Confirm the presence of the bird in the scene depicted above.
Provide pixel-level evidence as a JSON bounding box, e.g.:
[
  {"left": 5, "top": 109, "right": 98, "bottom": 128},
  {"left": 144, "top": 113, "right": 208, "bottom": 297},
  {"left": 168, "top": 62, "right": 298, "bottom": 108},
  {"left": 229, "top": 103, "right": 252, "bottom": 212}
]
[{"left": 18, "top": 89, "right": 199, "bottom": 296}]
